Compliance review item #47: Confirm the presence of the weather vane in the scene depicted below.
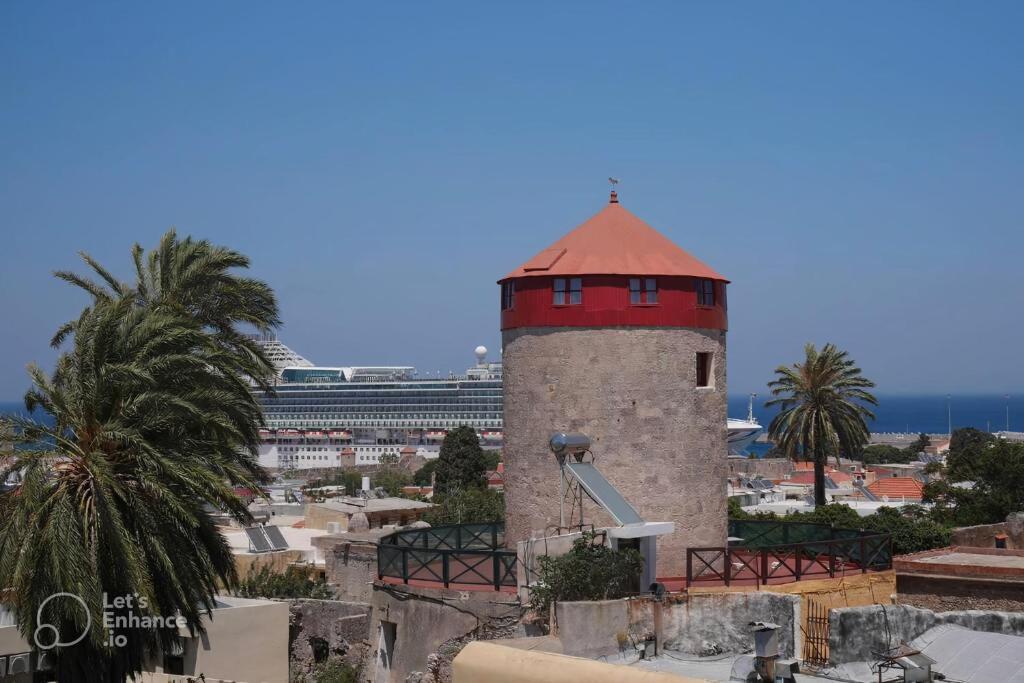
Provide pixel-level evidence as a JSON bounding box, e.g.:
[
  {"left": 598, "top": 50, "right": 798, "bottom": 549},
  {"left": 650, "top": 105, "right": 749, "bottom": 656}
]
[{"left": 608, "top": 177, "right": 620, "bottom": 187}]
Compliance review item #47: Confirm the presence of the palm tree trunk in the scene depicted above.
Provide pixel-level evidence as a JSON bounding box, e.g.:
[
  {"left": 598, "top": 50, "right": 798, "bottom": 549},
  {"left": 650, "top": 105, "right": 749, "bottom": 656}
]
[{"left": 814, "top": 450, "right": 827, "bottom": 507}]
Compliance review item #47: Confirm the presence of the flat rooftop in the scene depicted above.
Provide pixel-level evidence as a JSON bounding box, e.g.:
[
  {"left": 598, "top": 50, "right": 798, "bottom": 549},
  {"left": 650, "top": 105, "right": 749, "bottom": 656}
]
[
  {"left": 313, "top": 497, "right": 432, "bottom": 513},
  {"left": 914, "top": 551, "right": 1024, "bottom": 570},
  {"left": 895, "top": 546, "right": 1024, "bottom": 580}
]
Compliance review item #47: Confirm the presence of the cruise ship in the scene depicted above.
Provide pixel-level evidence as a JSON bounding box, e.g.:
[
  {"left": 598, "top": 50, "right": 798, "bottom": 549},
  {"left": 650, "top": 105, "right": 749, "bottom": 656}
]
[
  {"left": 252, "top": 339, "right": 502, "bottom": 470},
  {"left": 252, "top": 338, "right": 762, "bottom": 470},
  {"left": 727, "top": 394, "right": 763, "bottom": 456}
]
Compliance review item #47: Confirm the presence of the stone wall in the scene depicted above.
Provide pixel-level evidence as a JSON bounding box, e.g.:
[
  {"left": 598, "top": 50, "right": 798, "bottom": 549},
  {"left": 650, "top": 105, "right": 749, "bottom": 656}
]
[
  {"left": 369, "top": 583, "right": 522, "bottom": 683},
  {"left": 314, "top": 535, "right": 383, "bottom": 603},
  {"left": 288, "top": 599, "right": 372, "bottom": 679},
  {"left": 502, "top": 326, "right": 728, "bottom": 577},
  {"left": 829, "top": 604, "right": 1024, "bottom": 664},
  {"left": 951, "top": 512, "right": 1024, "bottom": 549},
  {"left": 896, "top": 574, "right": 1024, "bottom": 612},
  {"left": 554, "top": 592, "right": 799, "bottom": 661}
]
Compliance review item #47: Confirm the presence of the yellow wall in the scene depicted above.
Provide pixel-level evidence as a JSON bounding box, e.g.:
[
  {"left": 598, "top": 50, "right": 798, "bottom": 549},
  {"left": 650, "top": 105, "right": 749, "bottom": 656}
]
[{"left": 452, "top": 641, "right": 703, "bottom": 683}]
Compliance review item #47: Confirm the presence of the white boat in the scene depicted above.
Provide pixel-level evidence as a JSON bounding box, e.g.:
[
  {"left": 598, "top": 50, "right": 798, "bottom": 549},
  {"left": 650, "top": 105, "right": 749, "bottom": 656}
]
[{"left": 727, "top": 394, "right": 763, "bottom": 455}]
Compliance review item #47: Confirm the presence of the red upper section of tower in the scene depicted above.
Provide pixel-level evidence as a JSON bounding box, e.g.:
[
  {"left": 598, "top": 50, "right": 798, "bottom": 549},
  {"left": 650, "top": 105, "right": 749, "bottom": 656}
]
[
  {"left": 499, "top": 194, "right": 728, "bottom": 283},
  {"left": 499, "top": 194, "right": 729, "bottom": 332}
]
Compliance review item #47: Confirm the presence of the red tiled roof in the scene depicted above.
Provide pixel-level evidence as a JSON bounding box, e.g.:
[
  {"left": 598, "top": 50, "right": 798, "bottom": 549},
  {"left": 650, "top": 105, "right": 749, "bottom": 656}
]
[
  {"left": 501, "top": 197, "right": 727, "bottom": 282},
  {"left": 400, "top": 446, "right": 416, "bottom": 454},
  {"left": 867, "top": 477, "right": 923, "bottom": 500}
]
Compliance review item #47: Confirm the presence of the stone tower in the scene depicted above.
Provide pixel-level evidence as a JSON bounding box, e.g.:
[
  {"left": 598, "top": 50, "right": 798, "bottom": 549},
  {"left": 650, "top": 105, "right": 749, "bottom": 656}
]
[{"left": 499, "top": 190, "right": 729, "bottom": 577}]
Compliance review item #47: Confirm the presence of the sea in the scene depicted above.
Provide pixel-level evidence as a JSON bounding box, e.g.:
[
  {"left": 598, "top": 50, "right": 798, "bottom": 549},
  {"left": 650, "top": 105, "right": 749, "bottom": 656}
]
[{"left": 3, "top": 394, "right": 1019, "bottom": 451}]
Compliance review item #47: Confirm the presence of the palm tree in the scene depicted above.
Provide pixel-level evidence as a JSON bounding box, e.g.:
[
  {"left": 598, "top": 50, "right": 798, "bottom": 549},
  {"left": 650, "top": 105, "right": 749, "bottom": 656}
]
[
  {"left": 766, "top": 343, "right": 877, "bottom": 506},
  {"left": 0, "top": 232, "right": 280, "bottom": 680},
  {"left": 52, "top": 229, "right": 280, "bottom": 390}
]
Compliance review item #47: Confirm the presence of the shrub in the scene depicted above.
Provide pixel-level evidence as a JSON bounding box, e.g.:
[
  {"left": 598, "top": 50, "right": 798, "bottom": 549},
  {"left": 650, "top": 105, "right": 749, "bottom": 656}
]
[
  {"left": 424, "top": 488, "right": 504, "bottom": 525},
  {"left": 529, "top": 531, "right": 643, "bottom": 617},
  {"left": 235, "top": 564, "right": 335, "bottom": 600}
]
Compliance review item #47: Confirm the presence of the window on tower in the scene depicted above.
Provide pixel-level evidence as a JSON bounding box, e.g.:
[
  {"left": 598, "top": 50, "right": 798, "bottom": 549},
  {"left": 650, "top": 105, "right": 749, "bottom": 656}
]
[
  {"left": 553, "top": 278, "right": 582, "bottom": 305},
  {"left": 696, "top": 352, "right": 713, "bottom": 388},
  {"left": 629, "top": 278, "right": 658, "bottom": 304},
  {"left": 696, "top": 279, "right": 715, "bottom": 307},
  {"left": 501, "top": 281, "right": 515, "bottom": 310}
]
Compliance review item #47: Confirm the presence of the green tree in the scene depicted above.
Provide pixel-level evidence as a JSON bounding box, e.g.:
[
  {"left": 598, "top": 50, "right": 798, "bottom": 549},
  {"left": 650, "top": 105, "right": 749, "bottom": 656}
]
[
  {"left": 372, "top": 468, "right": 412, "bottom": 497},
  {"left": 434, "top": 426, "right": 487, "bottom": 497},
  {"left": 945, "top": 427, "right": 996, "bottom": 482},
  {"left": 861, "top": 444, "right": 913, "bottom": 465},
  {"left": 0, "top": 233, "right": 278, "bottom": 681},
  {"left": 767, "top": 343, "right": 877, "bottom": 507},
  {"left": 413, "top": 459, "right": 439, "bottom": 487},
  {"left": 905, "top": 433, "right": 931, "bottom": 456},
  {"left": 925, "top": 439, "right": 1024, "bottom": 526}
]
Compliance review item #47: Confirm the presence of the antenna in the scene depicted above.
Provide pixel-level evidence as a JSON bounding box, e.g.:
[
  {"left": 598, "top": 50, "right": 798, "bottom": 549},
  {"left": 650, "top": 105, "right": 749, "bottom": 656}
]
[{"left": 748, "top": 393, "right": 758, "bottom": 424}]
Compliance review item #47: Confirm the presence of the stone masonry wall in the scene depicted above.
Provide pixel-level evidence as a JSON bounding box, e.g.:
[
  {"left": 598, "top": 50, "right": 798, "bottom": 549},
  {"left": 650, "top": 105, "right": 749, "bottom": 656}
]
[
  {"left": 502, "top": 326, "right": 728, "bottom": 577},
  {"left": 951, "top": 512, "right": 1024, "bottom": 549},
  {"left": 288, "top": 599, "right": 372, "bottom": 679}
]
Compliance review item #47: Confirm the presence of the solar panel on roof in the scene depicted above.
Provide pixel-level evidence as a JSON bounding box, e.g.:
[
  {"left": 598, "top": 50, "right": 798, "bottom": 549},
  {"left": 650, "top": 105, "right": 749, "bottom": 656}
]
[
  {"left": 564, "top": 461, "right": 644, "bottom": 526},
  {"left": 245, "top": 527, "right": 273, "bottom": 553},
  {"left": 263, "top": 525, "right": 289, "bottom": 551}
]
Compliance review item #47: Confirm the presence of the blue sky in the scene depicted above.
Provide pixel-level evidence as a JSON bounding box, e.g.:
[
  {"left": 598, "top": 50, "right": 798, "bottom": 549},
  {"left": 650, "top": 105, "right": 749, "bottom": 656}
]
[{"left": 2, "top": 1, "right": 1022, "bottom": 398}]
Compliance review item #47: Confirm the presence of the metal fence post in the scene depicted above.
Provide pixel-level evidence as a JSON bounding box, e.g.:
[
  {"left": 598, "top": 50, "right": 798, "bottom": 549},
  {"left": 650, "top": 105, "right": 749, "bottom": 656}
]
[
  {"left": 401, "top": 549, "right": 409, "bottom": 585},
  {"left": 493, "top": 553, "right": 501, "bottom": 591},
  {"left": 443, "top": 552, "right": 450, "bottom": 588},
  {"left": 860, "top": 537, "right": 867, "bottom": 573},
  {"left": 725, "top": 549, "right": 731, "bottom": 586},
  {"left": 760, "top": 549, "right": 769, "bottom": 585},
  {"left": 794, "top": 545, "right": 801, "bottom": 580},
  {"left": 686, "top": 550, "right": 693, "bottom": 586}
]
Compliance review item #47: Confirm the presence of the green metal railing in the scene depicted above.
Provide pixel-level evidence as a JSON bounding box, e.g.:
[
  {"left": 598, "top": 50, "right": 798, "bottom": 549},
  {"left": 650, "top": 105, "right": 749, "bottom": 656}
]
[
  {"left": 377, "top": 522, "right": 517, "bottom": 590},
  {"left": 687, "top": 519, "right": 892, "bottom": 586}
]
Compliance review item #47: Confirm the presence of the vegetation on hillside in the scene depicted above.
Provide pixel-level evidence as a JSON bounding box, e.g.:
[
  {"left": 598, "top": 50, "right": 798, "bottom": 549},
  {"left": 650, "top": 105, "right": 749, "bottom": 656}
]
[
  {"left": 0, "top": 232, "right": 277, "bottom": 680},
  {"left": 767, "top": 343, "right": 877, "bottom": 505}
]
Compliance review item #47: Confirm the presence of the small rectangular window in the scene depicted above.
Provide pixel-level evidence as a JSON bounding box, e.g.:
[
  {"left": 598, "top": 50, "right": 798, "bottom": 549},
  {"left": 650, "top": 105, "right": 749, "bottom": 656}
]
[
  {"left": 554, "top": 278, "right": 582, "bottom": 305},
  {"left": 629, "top": 278, "right": 642, "bottom": 304},
  {"left": 696, "top": 352, "right": 713, "bottom": 388},
  {"left": 501, "top": 281, "right": 515, "bottom": 310},
  {"left": 697, "top": 279, "right": 715, "bottom": 307},
  {"left": 569, "top": 278, "right": 582, "bottom": 304},
  {"left": 629, "top": 277, "right": 658, "bottom": 304}
]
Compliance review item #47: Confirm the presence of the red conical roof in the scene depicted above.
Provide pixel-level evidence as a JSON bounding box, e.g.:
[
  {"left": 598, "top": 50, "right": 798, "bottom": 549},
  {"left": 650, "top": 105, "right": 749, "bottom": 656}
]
[{"left": 501, "top": 195, "right": 728, "bottom": 282}]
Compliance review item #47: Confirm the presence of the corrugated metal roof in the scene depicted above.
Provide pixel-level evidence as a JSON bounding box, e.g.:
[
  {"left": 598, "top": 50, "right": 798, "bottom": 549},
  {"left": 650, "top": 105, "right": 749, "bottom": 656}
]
[
  {"left": 501, "top": 199, "right": 727, "bottom": 282},
  {"left": 913, "top": 625, "right": 1024, "bottom": 683}
]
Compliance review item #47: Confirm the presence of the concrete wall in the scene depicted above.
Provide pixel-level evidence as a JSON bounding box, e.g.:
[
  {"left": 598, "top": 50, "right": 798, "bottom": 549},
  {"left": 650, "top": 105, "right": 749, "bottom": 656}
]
[
  {"left": 502, "top": 326, "right": 728, "bottom": 577},
  {"left": 555, "top": 592, "right": 799, "bottom": 661},
  {"left": 829, "top": 604, "right": 1024, "bottom": 664},
  {"left": 1, "top": 599, "right": 288, "bottom": 683},
  {"left": 452, "top": 641, "right": 702, "bottom": 683},
  {"left": 369, "top": 582, "right": 522, "bottom": 683},
  {"left": 288, "top": 599, "right": 372, "bottom": 679},
  {"left": 951, "top": 512, "right": 1024, "bottom": 549}
]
